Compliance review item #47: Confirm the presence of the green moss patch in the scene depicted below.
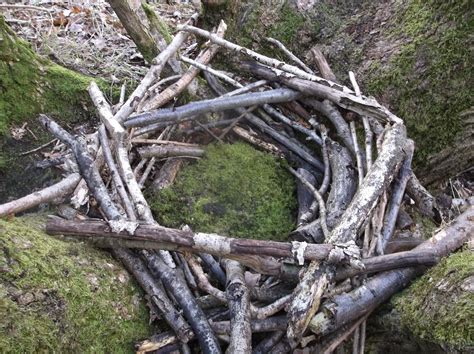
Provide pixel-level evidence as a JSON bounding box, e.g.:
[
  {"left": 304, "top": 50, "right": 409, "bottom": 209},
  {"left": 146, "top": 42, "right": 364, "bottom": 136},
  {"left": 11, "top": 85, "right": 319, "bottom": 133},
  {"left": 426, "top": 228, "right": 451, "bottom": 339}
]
[
  {"left": 0, "top": 15, "right": 120, "bottom": 201},
  {"left": 149, "top": 143, "right": 296, "bottom": 241},
  {"left": 366, "top": 1, "right": 473, "bottom": 168},
  {"left": 0, "top": 216, "right": 150, "bottom": 353},
  {"left": 393, "top": 250, "right": 474, "bottom": 348}
]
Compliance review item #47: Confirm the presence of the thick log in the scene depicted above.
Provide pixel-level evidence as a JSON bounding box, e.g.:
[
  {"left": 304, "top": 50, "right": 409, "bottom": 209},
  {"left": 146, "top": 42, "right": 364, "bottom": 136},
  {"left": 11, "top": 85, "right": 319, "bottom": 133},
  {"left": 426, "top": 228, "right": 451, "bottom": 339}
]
[
  {"left": 327, "top": 123, "right": 407, "bottom": 243},
  {"left": 107, "top": 0, "right": 161, "bottom": 63},
  {"left": 45, "top": 218, "right": 345, "bottom": 263},
  {"left": 309, "top": 206, "right": 474, "bottom": 336},
  {"left": 0, "top": 173, "right": 80, "bottom": 217}
]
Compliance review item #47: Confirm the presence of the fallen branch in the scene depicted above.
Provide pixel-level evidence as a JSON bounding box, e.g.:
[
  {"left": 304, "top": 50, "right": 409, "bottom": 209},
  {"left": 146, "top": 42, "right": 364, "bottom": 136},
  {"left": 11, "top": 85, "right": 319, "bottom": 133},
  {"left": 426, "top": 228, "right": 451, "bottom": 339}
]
[
  {"left": 0, "top": 173, "right": 80, "bottom": 217},
  {"left": 45, "top": 218, "right": 345, "bottom": 263},
  {"left": 309, "top": 206, "right": 474, "bottom": 336}
]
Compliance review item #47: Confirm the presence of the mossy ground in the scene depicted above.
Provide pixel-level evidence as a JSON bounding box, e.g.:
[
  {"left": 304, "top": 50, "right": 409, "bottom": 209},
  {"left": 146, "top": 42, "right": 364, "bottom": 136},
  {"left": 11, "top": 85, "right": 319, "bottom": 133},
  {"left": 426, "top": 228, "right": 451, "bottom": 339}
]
[
  {"left": 201, "top": 0, "right": 329, "bottom": 62},
  {"left": 393, "top": 250, "right": 474, "bottom": 348},
  {"left": 0, "top": 215, "right": 151, "bottom": 353},
  {"left": 366, "top": 0, "right": 473, "bottom": 168},
  {"left": 149, "top": 143, "right": 296, "bottom": 241},
  {"left": 0, "top": 15, "right": 119, "bottom": 201}
]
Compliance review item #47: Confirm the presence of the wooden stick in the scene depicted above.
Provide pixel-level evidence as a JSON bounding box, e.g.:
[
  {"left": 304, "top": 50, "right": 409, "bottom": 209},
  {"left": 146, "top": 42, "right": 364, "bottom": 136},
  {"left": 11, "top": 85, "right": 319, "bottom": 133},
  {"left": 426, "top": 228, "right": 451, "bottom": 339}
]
[
  {"left": 328, "top": 123, "right": 407, "bottom": 243},
  {"left": 140, "top": 20, "right": 227, "bottom": 111},
  {"left": 224, "top": 260, "right": 252, "bottom": 353},
  {"left": 180, "top": 55, "right": 242, "bottom": 87},
  {"left": 241, "top": 61, "right": 403, "bottom": 124},
  {"left": 137, "top": 316, "right": 288, "bottom": 353},
  {"left": 267, "top": 37, "right": 315, "bottom": 74},
  {"left": 114, "top": 13, "right": 198, "bottom": 123},
  {"left": 124, "top": 88, "right": 302, "bottom": 128},
  {"left": 0, "top": 173, "right": 80, "bottom": 217},
  {"left": 292, "top": 140, "right": 356, "bottom": 243},
  {"left": 39, "top": 115, "right": 121, "bottom": 221},
  {"left": 288, "top": 168, "right": 329, "bottom": 238},
  {"left": 132, "top": 139, "right": 200, "bottom": 147},
  {"left": 309, "top": 46, "right": 337, "bottom": 82},
  {"left": 378, "top": 140, "right": 415, "bottom": 254},
  {"left": 0, "top": 4, "right": 52, "bottom": 12},
  {"left": 98, "top": 126, "right": 137, "bottom": 220},
  {"left": 263, "top": 104, "right": 322, "bottom": 145},
  {"left": 19, "top": 139, "right": 57, "bottom": 156},
  {"left": 112, "top": 248, "right": 192, "bottom": 342},
  {"left": 178, "top": 24, "right": 351, "bottom": 93},
  {"left": 203, "top": 72, "right": 324, "bottom": 172},
  {"left": 252, "top": 331, "right": 284, "bottom": 354},
  {"left": 44, "top": 218, "right": 350, "bottom": 263},
  {"left": 144, "top": 250, "right": 222, "bottom": 353},
  {"left": 138, "top": 144, "right": 205, "bottom": 159},
  {"left": 88, "top": 82, "right": 154, "bottom": 221},
  {"left": 232, "top": 126, "right": 283, "bottom": 156},
  {"left": 309, "top": 206, "right": 474, "bottom": 336}
]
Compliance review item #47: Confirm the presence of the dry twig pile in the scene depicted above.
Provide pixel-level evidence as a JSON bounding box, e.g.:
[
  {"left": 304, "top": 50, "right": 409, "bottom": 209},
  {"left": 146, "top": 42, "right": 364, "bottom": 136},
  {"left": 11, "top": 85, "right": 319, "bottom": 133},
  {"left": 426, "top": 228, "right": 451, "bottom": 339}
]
[{"left": 1, "top": 15, "right": 473, "bottom": 354}]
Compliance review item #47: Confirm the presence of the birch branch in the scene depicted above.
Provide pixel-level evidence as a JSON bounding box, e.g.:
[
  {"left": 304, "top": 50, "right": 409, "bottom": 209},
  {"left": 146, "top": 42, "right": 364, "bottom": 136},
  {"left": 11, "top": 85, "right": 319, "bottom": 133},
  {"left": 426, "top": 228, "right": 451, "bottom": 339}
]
[{"left": 0, "top": 173, "right": 81, "bottom": 217}]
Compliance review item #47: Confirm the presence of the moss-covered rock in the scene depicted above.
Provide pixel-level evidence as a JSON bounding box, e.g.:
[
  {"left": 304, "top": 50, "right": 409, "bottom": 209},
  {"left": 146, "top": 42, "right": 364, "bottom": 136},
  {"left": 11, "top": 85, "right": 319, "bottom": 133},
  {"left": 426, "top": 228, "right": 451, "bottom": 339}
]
[
  {"left": 365, "top": 1, "right": 473, "bottom": 181},
  {"left": 0, "top": 215, "right": 150, "bottom": 353},
  {"left": 393, "top": 250, "right": 474, "bottom": 348},
  {"left": 149, "top": 143, "right": 296, "bottom": 241}
]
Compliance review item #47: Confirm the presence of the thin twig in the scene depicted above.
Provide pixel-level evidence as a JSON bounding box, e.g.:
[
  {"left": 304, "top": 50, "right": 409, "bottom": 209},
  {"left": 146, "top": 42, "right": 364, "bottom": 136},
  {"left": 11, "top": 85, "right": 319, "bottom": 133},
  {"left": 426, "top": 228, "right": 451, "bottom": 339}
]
[
  {"left": 266, "top": 37, "right": 315, "bottom": 74},
  {"left": 19, "top": 139, "right": 57, "bottom": 156}
]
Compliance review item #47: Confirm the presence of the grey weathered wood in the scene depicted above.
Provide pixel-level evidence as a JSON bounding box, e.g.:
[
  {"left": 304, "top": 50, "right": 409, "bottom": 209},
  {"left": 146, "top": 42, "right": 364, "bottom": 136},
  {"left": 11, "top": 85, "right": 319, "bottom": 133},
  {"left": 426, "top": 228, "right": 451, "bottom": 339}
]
[
  {"left": 112, "top": 248, "right": 192, "bottom": 342},
  {"left": 224, "top": 260, "right": 251, "bottom": 353},
  {"left": 0, "top": 173, "right": 80, "bottom": 217},
  {"left": 138, "top": 145, "right": 205, "bottom": 159},
  {"left": 144, "top": 250, "right": 222, "bottom": 354},
  {"left": 45, "top": 218, "right": 340, "bottom": 262},
  {"left": 309, "top": 206, "right": 474, "bottom": 336},
  {"left": 124, "top": 88, "right": 301, "bottom": 128},
  {"left": 39, "top": 115, "right": 121, "bottom": 221}
]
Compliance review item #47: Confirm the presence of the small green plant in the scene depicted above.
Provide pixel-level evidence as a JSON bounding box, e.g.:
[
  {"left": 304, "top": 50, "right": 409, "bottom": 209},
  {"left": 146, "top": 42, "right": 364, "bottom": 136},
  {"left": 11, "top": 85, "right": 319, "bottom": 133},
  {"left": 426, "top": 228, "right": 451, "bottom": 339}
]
[{"left": 149, "top": 143, "right": 297, "bottom": 241}]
